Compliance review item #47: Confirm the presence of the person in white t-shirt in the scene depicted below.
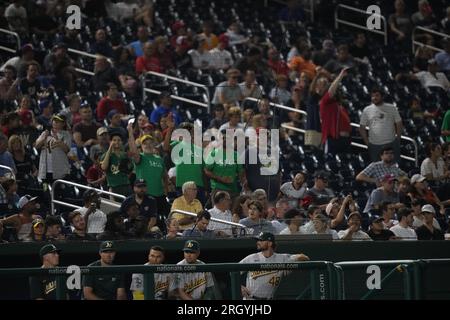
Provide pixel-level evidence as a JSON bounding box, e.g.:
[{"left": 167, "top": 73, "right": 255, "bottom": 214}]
[
  {"left": 390, "top": 208, "right": 417, "bottom": 240},
  {"left": 337, "top": 212, "right": 371, "bottom": 240},
  {"left": 75, "top": 190, "right": 107, "bottom": 234},
  {"left": 420, "top": 143, "right": 450, "bottom": 200},
  {"left": 312, "top": 213, "right": 339, "bottom": 239},
  {"left": 279, "top": 209, "right": 305, "bottom": 235},
  {"left": 208, "top": 191, "right": 234, "bottom": 236},
  {"left": 278, "top": 172, "right": 308, "bottom": 209},
  {"left": 209, "top": 34, "right": 234, "bottom": 71},
  {"left": 359, "top": 88, "right": 403, "bottom": 163}
]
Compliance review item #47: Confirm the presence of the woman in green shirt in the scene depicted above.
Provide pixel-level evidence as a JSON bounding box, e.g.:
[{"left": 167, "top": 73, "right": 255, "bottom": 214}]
[{"left": 101, "top": 133, "right": 132, "bottom": 198}]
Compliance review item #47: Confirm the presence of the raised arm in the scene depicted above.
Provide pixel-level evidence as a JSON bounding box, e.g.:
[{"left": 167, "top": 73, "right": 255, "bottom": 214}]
[
  {"left": 328, "top": 68, "right": 348, "bottom": 98},
  {"left": 127, "top": 122, "right": 141, "bottom": 164}
]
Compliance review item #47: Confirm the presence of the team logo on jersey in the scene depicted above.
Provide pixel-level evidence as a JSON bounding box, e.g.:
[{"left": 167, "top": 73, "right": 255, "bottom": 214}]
[
  {"left": 45, "top": 280, "right": 56, "bottom": 295},
  {"left": 155, "top": 280, "right": 169, "bottom": 293},
  {"left": 249, "top": 270, "right": 279, "bottom": 280},
  {"left": 183, "top": 277, "right": 207, "bottom": 294}
]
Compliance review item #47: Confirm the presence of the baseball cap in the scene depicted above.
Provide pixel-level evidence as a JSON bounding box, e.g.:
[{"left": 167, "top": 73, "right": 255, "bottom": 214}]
[
  {"left": 107, "top": 109, "right": 119, "bottom": 121},
  {"left": 421, "top": 204, "right": 436, "bottom": 214},
  {"left": 18, "top": 195, "right": 38, "bottom": 209},
  {"left": 369, "top": 215, "right": 384, "bottom": 224},
  {"left": 39, "top": 244, "right": 61, "bottom": 259},
  {"left": 140, "top": 134, "right": 155, "bottom": 144},
  {"left": 325, "top": 201, "right": 338, "bottom": 215},
  {"left": 348, "top": 212, "right": 361, "bottom": 220},
  {"left": 134, "top": 179, "right": 147, "bottom": 187},
  {"left": 411, "top": 174, "right": 426, "bottom": 184},
  {"left": 39, "top": 99, "right": 52, "bottom": 110},
  {"left": 218, "top": 34, "right": 229, "bottom": 47},
  {"left": 21, "top": 43, "right": 34, "bottom": 53},
  {"left": 52, "top": 114, "right": 66, "bottom": 122},
  {"left": 32, "top": 218, "right": 45, "bottom": 228},
  {"left": 183, "top": 240, "right": 200, "bottom": 253},
  {"left": 254, "top": 232, "right": 275, "bottom": 242},
  {"left": 100, "top": 241, "right": 116, "bottom": 253},
  {"left": 97, "top": 127, "right": 109, "bottom": 136},
  {"left": 380, "top": 173, "right": 396, "bottom": 183},
  {"left": 314, "top": 171, "right": 329, "bottom": 180}
]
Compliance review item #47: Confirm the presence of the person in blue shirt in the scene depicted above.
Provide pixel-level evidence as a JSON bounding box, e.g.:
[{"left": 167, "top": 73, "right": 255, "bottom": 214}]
[
  {"left": 150, "top": 91, "right": 182, "bottom": 126},
  {"left": 128, "top": 26, "right": 153, "bottom": 58}
]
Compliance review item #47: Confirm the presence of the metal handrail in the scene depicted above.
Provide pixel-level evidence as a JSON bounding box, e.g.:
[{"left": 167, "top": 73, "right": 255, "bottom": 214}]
[
  {"left": 0, "top": 28, "right": 21, "bottom": 54},
  {"left": 142, "top": 71, "right": 211, "bottom": 113},
  {"left": 335, "top": 4, "right": 388, "bottom": 46},
  {"left": 143, "top": 88, "right": 208, "bottom": 108},
  {"left": 67, "top": 48, "right": 113, "bottom": 76},
  {"left": 0, "top": 165, "right": 16, "bottom": 178},
  {"left": 50, "top": 179, "right": 126, "bottom": 215},
  {"left": 170, "top": 209, "right": 247, "bottom": 229},
  {"left": 244, "top": 97, "right": 308, "bottom": 116},
  {"left": 412, "top": 27, "right": 449, "bottom": 54}
]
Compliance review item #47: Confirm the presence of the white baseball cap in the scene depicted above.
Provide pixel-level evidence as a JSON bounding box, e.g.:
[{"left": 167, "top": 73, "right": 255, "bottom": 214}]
[
  {"left": 421, "top": 204, "right": 436, "bottom": 214},
  {"left": 411, "top": 174, "right": 426, "bottom": 184},
  {"left": 18, "top": 195, "right": 38, "bottom": 209}
]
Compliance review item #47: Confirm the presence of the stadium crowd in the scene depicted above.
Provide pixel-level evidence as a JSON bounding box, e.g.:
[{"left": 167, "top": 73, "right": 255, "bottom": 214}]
[{"left": 0, "top": 0, "right": 450, "bottom": 244}]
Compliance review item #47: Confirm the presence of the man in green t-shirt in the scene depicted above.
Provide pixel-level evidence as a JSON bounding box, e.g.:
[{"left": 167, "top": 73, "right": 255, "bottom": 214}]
[
  {"left": 204, "top": 131, "right": 249, "bottom": 202},
  {"left": 442, "top": 109, "right": 450, "bottom": 143},
  {"left": 82, "top": 241, "right": 127, "bottom": 300},
  {"left": 128, "top": 123, "right": 170, "bottom": 217}
]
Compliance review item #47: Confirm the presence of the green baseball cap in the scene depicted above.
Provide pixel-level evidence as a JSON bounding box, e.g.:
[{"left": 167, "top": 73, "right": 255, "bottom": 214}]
[
  {"left": 39, "top": 244, "right": 61, "bottom": 259},
  {"left": 183, "top": 240, "right": 200, "bottom": 253},
  {"left": 100, "top": 241, "right": 116, "bottom": 253}
]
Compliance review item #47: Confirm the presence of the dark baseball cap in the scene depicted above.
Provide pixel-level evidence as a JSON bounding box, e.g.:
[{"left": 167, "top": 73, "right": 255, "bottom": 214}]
[
  {"left": 254, "top": 232, "right": 275, "bottom": 242},
  {"left": 39, "top": 244, "right": 61, "bottom": 258},
  {"left": 314, "top": 171, "right": 329, "bottom": 180},
  {"left": 183, "top": 240, "right": 200, "bottom": 253},
  {"left": 100, "top": 241, "right": 116, "bottom": 252},
  {"left": 369, "top": 215, "right": 384, "bottom": 225},
  {"left": 134, "top": 179, "right": 147, "bottom": 187}
]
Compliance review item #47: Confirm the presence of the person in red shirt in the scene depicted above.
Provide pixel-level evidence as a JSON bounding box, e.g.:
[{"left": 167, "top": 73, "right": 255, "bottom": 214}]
[
  {"left": 86, "top": 152, "right": 106, "bottom": 188},
  {"left": 319, "top": 68, "right": 351, "bottom": 155},
  {"left": 135, "top": 42, "right": 163, "bottom": 75},
  {"left": 96, "top": 83, "right": 127, "bottom": 122},
  {"left": 268, "top": 47, "right": 289, "bottom": 77}
]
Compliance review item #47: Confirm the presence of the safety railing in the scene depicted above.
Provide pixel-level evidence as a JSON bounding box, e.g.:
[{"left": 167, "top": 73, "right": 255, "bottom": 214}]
[
  {"left": 335, "top": 4, "right": 388, "bottom": 46},
  {"left": 412, "top": 27, "right": 449, "bottom": 54},
  {"left": 334, "top": 260, "right": 417, "bottom": 300},
  {"left": 246, "top": 96, "right": 418, "bottom": 165},
  {"left": 67, "top": 48, "right": 112, "bottom": 77},
  {"left": 0, "top": 164, "right": 16, "bottom": 179},
  {"left": 50, "top": 179, "right": 125, "bottom": 215},
  {"left": 0, "top": 28, "right": 21, "bottom": 54},
  {"left": 0, "top": 261, "right": 335, "bottom": 300},
  {"left": 414, "top": 258, "right": 450, "bottom": 300},
  {"left": 142, "top": 71, "right": 211, "bottom": 113}
]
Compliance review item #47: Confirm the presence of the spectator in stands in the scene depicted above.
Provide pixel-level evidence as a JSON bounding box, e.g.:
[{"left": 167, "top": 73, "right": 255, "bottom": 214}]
[
  {"left": 396, "top": 59, "right": 449, "bottom": 91},
  {"left": 421, "top": 143, "right": 450, "bottom": 200},
  {"left": 36, "top": 115, "right": 71, "bottom": 183},
  {"left": 36, "top": 99, "right": 53, "bottom": 130},
  {"left": 73, "top": 104, "right": 101, "bottom": 149},
  {"left": 337, "top": 212, "right": 371, "bottom": 240},
  {"left": 210, "top": 34, "right": 233, "bottom": 71},
  {"left": 349, "top": 32, "right": 370, "bottom": 62},
  {"left": 225, "top": 22, "right": 249, "bottom": 47},
  {"left": 164, "top": 217, "right": 181, "bottom": 239},
  {"left": 269, "top": 74, "right": 290, "bottom": 105},
  {"left": 66, "top": 211, "right": 95, "bottom": 241},
  {"left": 154, "top": 36, "right": 174, "bottom": 72},
  {"left": 326, "top": 195, "right": 353, "bottom": 231},
  {"left": 390, "top": 208, "right": 417, "bottom": 240},
  {"left": 267, "top": 47, "right": 289, "bottom": 78},
  {"left": 113, "top": 47, "right": 135, "bottom": 79},
  {"left": 54, "top": 27, "right": 81, "bottom": 51},
  {"left": 97, "top": 211, "right": 131, "bottom": 240},
  {"left": 2, "top": 178, "right": 19, "bottom": 212},
  {"left": 305, "top": 71, "right": 328, "bottom": 148},
  {"left": 415, "top": 205, "right": 445, "bottom": 240},
  {"left": 0, "top": 65, "right": 18, "bottom": 102},
  {"left": 60, "top": 94, "right": 82, "bottom": 128},
  {"left": 91, "top": 28, "right": 113, "bottom": 57},
  {"left": 414, "top": 46, "right": 434, "bottom": 72},
  {"left": 239, "top": 200, "right": 275, "bottom": 235},
  {"left": 257, "top": 97, "right": 281, "bottom": 130},
  {"left": 212, "top": 69, "right": 243, "bottom": 106},
  {"left": 1, "top": 112, "right": 21, "bottom": 138},
  {"left": 135, "top": 42, "right": 162, "bottom": 75},
  {"left": 83, "top": 240, "right": 127, "bottom": 300},
  {"left": 288, "top": 44, "right": 317, "bottom": 81},
  {"left": 312, "top": 39, "right": 336, "bottom": 67},
  {"left": 359, "top": 88, "right": 403, "bottom": 162},
  {"left": 279, "top": 208, "right": 305, "bottom": 235},
  {"left": 367, "top": 216, "right": 395, "bottom": 241},
  {"left": 278, "top": 0, "right": 305, "bottom": 23},
  {"left": 128, "top": 26, "right": 150, "bottom": 58},
  {"left": 208, "top": 104, "right": 227, "bottom": 130},
  {"left": 170, "top": 181, "right": 203, "bottom": 231},
  {"left": 189, "top": 36, "right": 213, "bottom": 70},
  {"left": 364, "top": 174, "right": 402, "bottom": 215},
  {"left": 89, "top": 127, "right": 110, "bottom": 161},
  {"left": 182, "top": 210, "right": 215, "bottom": 239},
  {"left": 0, "top": 133, "right": 17, "bottom": 179},
  {"left": 412, "top": 202, "right": 442, "bottom": 229},
  {"left": 96, "top": 83, "right": 127, "bottom": 122},
  {"left": 398, "top": 176, "right": 412, "bottom": 207},
  {"left": 411, "top": 0, "right": 438, "bottom": 31},
  {"left": 24, "top": 218, "right": 46, "bottom": 242},
  {"left": 198, "top": 20, "right": 218, "bottom": 51},
  {"left": 356, "top": 146, "right": 407, "bottom": 185},
  {"left": 150, "top": 91, "right": 182, "bottom": 126},
  {"left": 278, "top": 172, "right": 307, "bottom": 209},
  {"left": 208, "top": 191, "right": 233, "bottom": 236},
  {"left": 389, "top": 0, "right": 412, "bottom": 44},
  {"left": 106, "top": 110, "right": 127, "bottom": 143},
  {"left": 173, "top": 36, "right": 193, "bottom": 74},
  {"left": 74, "top": 190, "right": 107, "bottom": 235},
  {"left": 45, "top": 215, "right": 65, "bottom": 241},
  {"left": 441, "top": 7, "right": 450, "bottom": 34},
  {"left": 93, "top": 55, "right": 120, "bottom": 92},
  {"left": 123, "top": 202, "right": 155, "bottom": 239},
  {"left": 323, "top": 45, "right": 355, "bottom": 75},
  {"left": 2, "top": 195, "right": 41, "bottom": 241},
  {"left": 319, "top": 68, "right": 351, "bottom": 155},
  {"left": 380, "top": 202, "right": 399, "bottom": 229},
  {"left": 1, "top": 44, "right": 34, "bottom": 78},
  {"left": 240, "top": 70, "right": 263, "bottom": 100},
  {"left": 105, "top": 0, "right": 154, "bottom": 27},
  {"left": 86, "top": 152, "right": 106, "bottom": 189},
  {"left": 218, "top": 106, "right": 244, "bottom": 133},
  {"left": 8, "top": 133, "right": 37, "bottom": 192},
  {"left": 128, "top": 125, "right": 170, "bottom": 218},
  {"left": 100, "top": 132, "right": 132, "bottom": 197},
  {"left": 4, "top": 0, "right": 28, "bottom": 37},
  {"left": 435, "top": 39, "right": 450, "bottom": 76},
  {"left": 409, "top": 174, "right": 450, "bottom": 209},
  {"left": 270, "top": 199, "right": 291, "bottom": 234},
  {"left": 19, "top": 62, "right": 43, "bottom": 100},
  {"left": 232, "top": 194, "right": 251, "bottom": 222},
  {"left": 43, "top": 43, "right": 77, "bottom": 93},
  {"left": 312, "top": 213, "right": 339, "bottom": 239},
  {"left": 301, "top": 205, "right": 320, "bottom": 234},
  {"left": 288, "top": 36, "right": 307, "bottom": 61},
  {"left": 306, "top": 171, "right": 335, "bottom": 206},
  {"left": 234, "top": 47, "right": 271, "bottom": 80}
]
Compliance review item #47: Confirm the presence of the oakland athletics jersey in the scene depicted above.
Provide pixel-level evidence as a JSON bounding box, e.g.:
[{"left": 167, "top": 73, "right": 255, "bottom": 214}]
[
  {"left": 240, "top": 252, "right": 295, "bottom": 299},
  {"left": 169, "top": 259, "right": 214, "bottom": 300},
  {"left": 130, "top": 263, "right": 171, "bottom": 300}
]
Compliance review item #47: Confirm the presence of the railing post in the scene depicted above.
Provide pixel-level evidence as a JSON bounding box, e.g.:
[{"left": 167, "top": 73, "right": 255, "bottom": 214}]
[
  {"left": 143, "top": 272, "right": 155, "bottom": 300},
  {"left": 401, "top": 264, "right": 413, "bottom": 300},
  {"left": 56, "top": 275, "right": 66, "bottom": 300},
  {"left": 230, "top": 272, "right": 241, "bottom": 300},
  {"left": 309, "top": 269, "right": 319, "bottom": 300}
]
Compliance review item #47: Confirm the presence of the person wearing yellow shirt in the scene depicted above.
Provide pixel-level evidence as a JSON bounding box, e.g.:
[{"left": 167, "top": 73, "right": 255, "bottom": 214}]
[{"left": 170, "top": 181, "right": 204, "bottom": 230}]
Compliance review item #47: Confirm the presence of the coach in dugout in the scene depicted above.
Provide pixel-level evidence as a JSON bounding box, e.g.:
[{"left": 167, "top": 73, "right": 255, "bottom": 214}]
[{"left": 29, "top": 244, "right": 62, "bottom": 300}]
